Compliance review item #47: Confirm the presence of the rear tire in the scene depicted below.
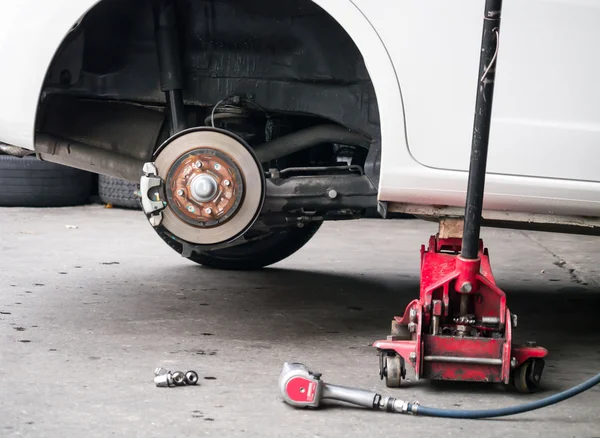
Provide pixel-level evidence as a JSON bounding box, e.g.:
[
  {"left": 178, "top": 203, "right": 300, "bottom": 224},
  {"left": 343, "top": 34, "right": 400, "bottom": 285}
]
[
  {"left": 0, "top": 155, "right": 94, "bottom": 207},
  {"left": 98, "top": 175, "right": 141, "bottom": 209},
  {"left": 157, "top": 222, "right": 322, "bottom": 270}
]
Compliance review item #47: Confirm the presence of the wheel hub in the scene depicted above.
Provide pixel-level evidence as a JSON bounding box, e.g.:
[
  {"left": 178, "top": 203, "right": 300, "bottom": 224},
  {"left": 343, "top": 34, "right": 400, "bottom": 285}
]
[
  {"left": 190, "top": 174, "right": 218, "bottom": 202},
  {"left": 165, "top": 148, "right": 244, "bottom": 228},
  {"left": 148, "top": 128, "right": 265, "bottom": 245}
]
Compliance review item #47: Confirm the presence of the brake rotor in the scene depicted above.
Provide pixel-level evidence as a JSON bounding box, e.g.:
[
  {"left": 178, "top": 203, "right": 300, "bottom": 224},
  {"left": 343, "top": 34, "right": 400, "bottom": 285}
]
[{"left": 154, "top": 128, "right": 265, "bottom": 245}]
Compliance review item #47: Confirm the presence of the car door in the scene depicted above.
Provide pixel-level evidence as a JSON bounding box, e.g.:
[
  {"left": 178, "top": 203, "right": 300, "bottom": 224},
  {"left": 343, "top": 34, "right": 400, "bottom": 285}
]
[{"left": 352, "top": 0, "right": 600, "bottom": 183}]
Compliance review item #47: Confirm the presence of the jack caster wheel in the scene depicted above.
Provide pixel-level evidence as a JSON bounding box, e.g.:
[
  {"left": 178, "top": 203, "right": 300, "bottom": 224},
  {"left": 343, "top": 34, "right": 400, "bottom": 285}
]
[
  {"left": 381, "top": 354, "right": 406, "bottom": 388},
  {"left": 514, "top": 359, "right": 545, "bottom": 393}
]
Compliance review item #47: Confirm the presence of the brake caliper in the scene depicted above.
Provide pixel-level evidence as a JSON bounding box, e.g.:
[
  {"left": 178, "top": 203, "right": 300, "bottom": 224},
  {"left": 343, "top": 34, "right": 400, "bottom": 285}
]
[{"left": 140, "top": 162, "right": 167, "bottom": 227}]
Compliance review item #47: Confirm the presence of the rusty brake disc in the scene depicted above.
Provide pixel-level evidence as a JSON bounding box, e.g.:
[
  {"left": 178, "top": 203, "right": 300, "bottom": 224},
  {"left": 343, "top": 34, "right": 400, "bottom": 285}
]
[{"left": 154, "top": 127, "right": 265, "bottom": 245}]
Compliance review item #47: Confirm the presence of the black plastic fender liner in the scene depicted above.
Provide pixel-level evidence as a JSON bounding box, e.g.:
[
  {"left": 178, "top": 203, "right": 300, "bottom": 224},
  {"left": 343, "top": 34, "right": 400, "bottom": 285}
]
[{"left": 155, "top": 220, "right": 322, "bottom": 270}]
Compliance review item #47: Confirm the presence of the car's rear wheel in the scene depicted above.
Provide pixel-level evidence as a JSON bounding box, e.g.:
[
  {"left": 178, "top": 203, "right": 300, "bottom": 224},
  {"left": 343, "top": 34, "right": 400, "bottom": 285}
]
[{"left": 157, "top": 222, "right": 321, "bottom": 270}]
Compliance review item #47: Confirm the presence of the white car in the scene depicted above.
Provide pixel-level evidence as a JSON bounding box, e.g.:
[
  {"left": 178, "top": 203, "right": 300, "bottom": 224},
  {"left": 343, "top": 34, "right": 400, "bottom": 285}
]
[{"left": 1, "top": 0, "right": 598, "bottom": 269}]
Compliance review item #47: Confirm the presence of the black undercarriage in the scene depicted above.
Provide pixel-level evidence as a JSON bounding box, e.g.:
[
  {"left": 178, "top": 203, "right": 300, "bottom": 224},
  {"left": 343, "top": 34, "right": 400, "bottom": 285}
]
[{"left": 34, "top": 0, "right": 382, "bottom": 239}]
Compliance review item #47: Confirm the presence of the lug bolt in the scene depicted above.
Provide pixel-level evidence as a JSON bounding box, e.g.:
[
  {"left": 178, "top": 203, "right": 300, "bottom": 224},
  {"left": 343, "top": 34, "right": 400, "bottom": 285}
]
[
  {"left": 172, "top": 371, "right": 186, "bottom": 386},
  {"left": 185, "top": 371, "right": 199, "bottom": 385},
  {"left": 205, "top": 207, "right": 212, "bottom": 214},
  {"left": 195, "top": 161, "right": 203, "bottom": 168},
  {"left": 187, "top": 205, "right": 195, "bottom": 212},
  {"left": 154, "top": 367, "right": 200, "bottom": 388},
  {"left": 214, "top": 163, "right": 221, "bottom": 171},
  {"left": 177, "top": 189, "right": 184, "bottom": 196},
  {"left": 223, "top": 180, "right": 231, "bottom": 187}
]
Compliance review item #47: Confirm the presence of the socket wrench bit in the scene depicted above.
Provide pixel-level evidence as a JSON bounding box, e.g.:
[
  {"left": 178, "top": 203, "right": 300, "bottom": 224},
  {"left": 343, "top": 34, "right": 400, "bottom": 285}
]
[
  {"left": 172, "top": 371, "right": 186, "bottom": 386},
  {"left": 185, "top": 371, "right": 199, "bottom": 385}
]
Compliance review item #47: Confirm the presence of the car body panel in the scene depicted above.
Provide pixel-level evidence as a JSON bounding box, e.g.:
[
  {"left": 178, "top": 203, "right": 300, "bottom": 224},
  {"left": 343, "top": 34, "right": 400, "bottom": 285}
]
[
  {"left": 0, "top": 0, "right": 99, "bottom": 149},
  {"left": 356, "top": 0, "right": 600, "bottom": 182},
  {"left": 0, "top": 0, "right": 599, "bottom": 217},
  {"left": 351, "top": 0, "right": 600, "bottom": 215}
]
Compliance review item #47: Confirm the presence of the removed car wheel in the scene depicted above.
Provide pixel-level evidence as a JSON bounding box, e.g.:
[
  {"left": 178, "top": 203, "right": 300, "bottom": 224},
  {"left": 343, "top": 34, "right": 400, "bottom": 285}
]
[
  {"left": 0, "top": 155, "right": 94, "bottom": 207},
  {"left": 157, "top": 222, "right": 322, "bottom": 270},
  {"left": 98, "top": 174, "right": 141, "bottom": 209}
]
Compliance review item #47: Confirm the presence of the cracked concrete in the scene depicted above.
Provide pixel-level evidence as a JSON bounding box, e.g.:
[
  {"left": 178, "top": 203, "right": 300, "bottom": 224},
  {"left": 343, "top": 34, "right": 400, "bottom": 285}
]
[
  {"left": 521, "top": 231, "right": 596, "bottom": 288},
  {"left": 1, "top": 205, "right": 599, "bottom": 437}
]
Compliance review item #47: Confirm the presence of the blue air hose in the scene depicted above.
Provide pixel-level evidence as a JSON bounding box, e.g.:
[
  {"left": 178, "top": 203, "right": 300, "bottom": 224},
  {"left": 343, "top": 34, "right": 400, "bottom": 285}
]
[{"left": 406, "top": 372, "right": 600, "bottom": 419}]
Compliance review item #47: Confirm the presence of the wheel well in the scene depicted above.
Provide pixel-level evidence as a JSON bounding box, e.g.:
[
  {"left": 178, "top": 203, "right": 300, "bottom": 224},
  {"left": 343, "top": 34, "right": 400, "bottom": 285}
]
[{"left": 37, "top": 0, "right": 382, "bottom": 184}]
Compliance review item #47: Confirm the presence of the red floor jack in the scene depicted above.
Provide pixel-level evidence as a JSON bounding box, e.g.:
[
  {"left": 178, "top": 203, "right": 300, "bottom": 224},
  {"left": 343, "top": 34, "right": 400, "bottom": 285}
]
[
  {"left": 280, "top": 0, "right": 600, "bottom": 418},
  {"left": 373, "top": 0, "right": 548, "bottom": 393}
]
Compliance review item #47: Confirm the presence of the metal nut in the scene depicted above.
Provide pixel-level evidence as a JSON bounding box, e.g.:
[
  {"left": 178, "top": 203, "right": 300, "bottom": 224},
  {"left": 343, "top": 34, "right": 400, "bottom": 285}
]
[
  {"left": 223, "top": 180, "right": 231, "bottom": 187},
  {"left": 205, "top": 207, "right": 212, "bottom": 214},
  {"left": 460, "top": 282, "right": 473, "bottom": 293},
  {"left": 214, "top": 163, "right": 221, "bottom": 170},
  {"left": 154, "top": 367, "right": 169, "bottom": 377},
  {"left": 185, "top": 370, "right": 199, "bottom": 385},
  {"left": 177, "top": 189, "right": 184, "bottom": 196},
  {"left": 187, "top": 205, "right": 195, "bottom": 213},
  {"left": 409, "top": 308, "right": 417, "bottom": 322},
  {"left": 172, "top": 371, "right": 186, "bottom": 386},
  {"left": 154, "top": 372, "right": 174, "bottom": 387}
]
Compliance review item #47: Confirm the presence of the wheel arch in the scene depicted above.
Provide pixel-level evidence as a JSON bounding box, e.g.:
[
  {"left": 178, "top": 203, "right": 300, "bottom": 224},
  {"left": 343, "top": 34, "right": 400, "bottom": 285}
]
[
  {"left": 24, "top": 0, "right": 408, "bottom": 194},
  {"left": 312, "top": 0, "right": 409, "bottom": 192},
  {"left": 0, "top": 0, "right": 102, "bottom": 149}
]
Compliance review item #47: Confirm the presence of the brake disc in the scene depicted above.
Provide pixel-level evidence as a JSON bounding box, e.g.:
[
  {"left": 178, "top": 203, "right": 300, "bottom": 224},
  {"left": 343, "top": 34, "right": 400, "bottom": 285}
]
[{"left": 141, "top": 127, "right": 265, "bottom": 246}]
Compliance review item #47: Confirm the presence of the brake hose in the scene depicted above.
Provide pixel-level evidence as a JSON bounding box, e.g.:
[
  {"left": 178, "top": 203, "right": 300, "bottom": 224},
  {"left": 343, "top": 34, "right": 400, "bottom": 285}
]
[{"left": 406, "top": 372, "right": 600, "bottom": 419}]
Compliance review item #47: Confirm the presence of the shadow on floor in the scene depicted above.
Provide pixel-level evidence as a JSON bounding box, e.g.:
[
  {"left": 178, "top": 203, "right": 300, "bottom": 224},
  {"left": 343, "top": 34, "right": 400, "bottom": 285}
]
[{"left": 75, "top": 263, "right": 600, "bottom": 345}]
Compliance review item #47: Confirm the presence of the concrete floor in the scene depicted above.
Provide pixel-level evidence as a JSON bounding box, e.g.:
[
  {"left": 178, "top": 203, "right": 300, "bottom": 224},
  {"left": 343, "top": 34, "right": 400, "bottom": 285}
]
[{"left": 1, "top": 205, "right": 600, "bottom": 437}]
